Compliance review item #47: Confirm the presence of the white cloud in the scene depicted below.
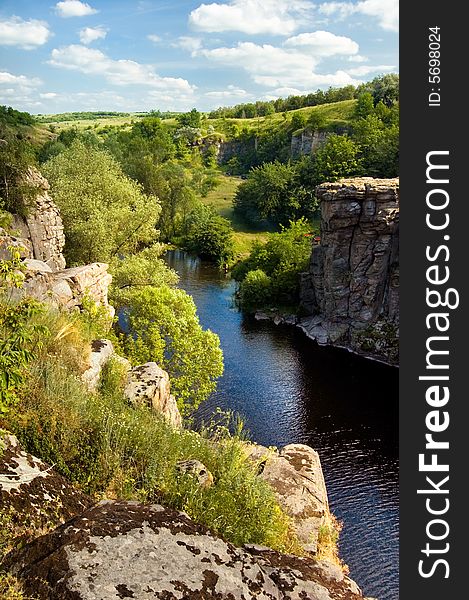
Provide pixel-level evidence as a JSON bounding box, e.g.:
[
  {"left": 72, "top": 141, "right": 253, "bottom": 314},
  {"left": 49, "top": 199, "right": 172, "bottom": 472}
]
[
  {"left": 198, "top": 37, "right": 360, "bottom": 89},
  {"left": 0, "top": 16, "right": 51, "bottom": 49},
  {"left": 0, "top": 71, "right": 42, "bottom": 88},
  {"left": 346, "top": 64, "right": 395, "bottom": 76},
  {"left": 48, "top": 45, "right": 196, "bottom": 101},
  {"left": 79, "top": 26, "right": 107, "bottom": 44},
  {"left": 319, "top": 2, "right": 356, "bottom": 19},
  {"left": 348, "top": 54, "right": 368, "bottom": 63},
  {"left": 357, "top": 0, "right": 398, "bottom": 32},
  {"left": 205, "top": 85, "right": 251, "bottom": 99},
  {"left": 173, "top": 36, "right": 203, "bottom": 52},
  {"left": 198, "top": 42, "right": 315, "bottom": 87},
  {"left": 56, "top": 1, "right": 98, "bottom": 18},
  {"left": 189, "top": 0, "right": 313, "bottom": 35},
  {"left": 319, "top": 0, "right": 398, "bottom": 32},
  {"left": 0, "top": 71, "right": 43, "bottom": 107},
  {"left": 147, "top": 34, "right": 162, "bottom": 43},
  {"left": 284, "top": 31, "right": 359, "bottom": 56},
  {"left": 39, "top": 92, "right": 59, "bottom": 99}
]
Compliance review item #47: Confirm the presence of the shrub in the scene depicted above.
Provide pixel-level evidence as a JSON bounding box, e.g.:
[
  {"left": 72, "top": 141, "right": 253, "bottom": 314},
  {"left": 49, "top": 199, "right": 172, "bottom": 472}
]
[
  {"left": 239, "top": 270, "right": 272, "bottom": 310},
  {"left": 182, "top": 204, "right": 234, "bottom": 266}
]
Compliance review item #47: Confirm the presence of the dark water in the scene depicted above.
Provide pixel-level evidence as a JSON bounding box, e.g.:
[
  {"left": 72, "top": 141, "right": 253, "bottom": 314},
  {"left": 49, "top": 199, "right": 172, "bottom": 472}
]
[{"left": 165, "top": 250, "right": 399, "bottom": 600}]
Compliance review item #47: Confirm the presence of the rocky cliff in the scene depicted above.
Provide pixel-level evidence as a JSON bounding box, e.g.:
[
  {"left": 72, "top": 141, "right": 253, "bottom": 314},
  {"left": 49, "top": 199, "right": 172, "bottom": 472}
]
[
  {"left": 11, "top": 168, "right": 66, "bottom": 271},
  {"left": 1, "top": 435, "right": 370, "bottom": 600},
  {"left": 291, "top": 129, "right": 329, "bottom": 158},
  {"left": 300, "top": 177, "right": 399, "bottom": 364}
]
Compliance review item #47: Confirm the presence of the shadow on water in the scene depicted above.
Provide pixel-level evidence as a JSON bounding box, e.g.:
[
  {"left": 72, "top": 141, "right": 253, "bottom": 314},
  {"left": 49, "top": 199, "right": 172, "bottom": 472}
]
[{"left": 165, "top": 249, "right": 399, "bottom": 600}]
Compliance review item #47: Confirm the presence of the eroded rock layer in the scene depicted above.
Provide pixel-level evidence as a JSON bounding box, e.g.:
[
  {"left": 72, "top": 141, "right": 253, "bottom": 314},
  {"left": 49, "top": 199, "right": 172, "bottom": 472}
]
[
  {"left": 6, "top": 500, "right": 366, "bottom": 600},
  {"left": 300, "top": 177, "right": 399, "bottom": 364}
]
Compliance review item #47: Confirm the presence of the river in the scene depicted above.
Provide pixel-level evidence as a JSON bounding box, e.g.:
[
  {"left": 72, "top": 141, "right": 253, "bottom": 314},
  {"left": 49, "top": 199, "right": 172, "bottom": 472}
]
[{"left": 165, "top": 250, "right": 399, "bottom": 600}]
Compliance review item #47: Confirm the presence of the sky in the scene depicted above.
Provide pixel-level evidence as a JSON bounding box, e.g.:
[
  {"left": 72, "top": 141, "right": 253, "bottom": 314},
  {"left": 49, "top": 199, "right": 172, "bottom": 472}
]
[{"left": 0, "top": 0, "right": 398, "bottom": 114}]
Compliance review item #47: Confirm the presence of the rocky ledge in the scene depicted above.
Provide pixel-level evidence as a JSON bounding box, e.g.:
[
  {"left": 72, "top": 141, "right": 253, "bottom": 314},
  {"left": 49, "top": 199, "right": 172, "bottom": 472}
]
[
  {"left": 4, "top": 500, "right": 368, "bottom": 600},
  {"left": 300, "top": 177, "right": 399, "bottom": 365}
]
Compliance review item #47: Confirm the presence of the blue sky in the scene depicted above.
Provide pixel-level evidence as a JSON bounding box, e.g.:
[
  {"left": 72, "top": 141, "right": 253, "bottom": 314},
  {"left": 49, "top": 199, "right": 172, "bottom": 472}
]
[{"left": 0, "top": 0, "right": 398, "bottom": 114}]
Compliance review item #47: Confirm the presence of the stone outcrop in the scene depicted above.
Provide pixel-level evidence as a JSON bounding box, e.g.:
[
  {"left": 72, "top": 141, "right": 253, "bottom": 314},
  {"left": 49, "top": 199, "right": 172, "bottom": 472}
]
[
  {"left": 247, "top": 443, "right": 329, "bottom": 554},
  {"left": 0, "top": 227, "right": 32, "bottom": 261},
  {"left": 124, "top": 362, "right": 182, "bottom": 428},
  {"left": 12, "top": 168, "right": 66, "bottom": 271},
  {"left": 216, "top": 138, "right": 256, "bottom": 164},
  {"left": 291, "top": 129, "right": 329, "bottom": 158},
  {"left": 5, "top": 500, "right": 367, "bottom": 600},
  {"left": 81, "top": 339, "right": 131, "bottom": 391},
  {"left": 15, "top": 260, "right": 115, "bottom": 319},
  {"left": 300, "top": 177, "right": 399, "bottom": 364},
  {"left": 0, "top": 434, "right": 94, "bottom": 530},
  {"left": 176, "top": 459, "right": 214, "bottom": 488}
]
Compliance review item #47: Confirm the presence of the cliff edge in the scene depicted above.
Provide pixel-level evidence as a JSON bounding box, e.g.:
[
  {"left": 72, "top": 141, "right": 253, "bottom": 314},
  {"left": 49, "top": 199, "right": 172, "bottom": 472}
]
[{"left": 300, "top": 177, "right": 399, "bottom": 365}]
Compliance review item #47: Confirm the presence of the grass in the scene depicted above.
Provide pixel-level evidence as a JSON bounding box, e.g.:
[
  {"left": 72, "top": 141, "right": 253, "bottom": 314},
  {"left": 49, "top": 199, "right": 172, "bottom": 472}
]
[
  {"left": 208, "top": 99, "right": 357, "bottom": 136},
  {"left": 202, "top": 175, "right": 271, "bottom": 258}
]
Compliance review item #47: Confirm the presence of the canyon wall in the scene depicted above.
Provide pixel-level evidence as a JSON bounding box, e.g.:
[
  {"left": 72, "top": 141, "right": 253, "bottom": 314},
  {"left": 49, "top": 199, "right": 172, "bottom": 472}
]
[{"left": 300, "top": 177, "right": 399, "bottom": 365}]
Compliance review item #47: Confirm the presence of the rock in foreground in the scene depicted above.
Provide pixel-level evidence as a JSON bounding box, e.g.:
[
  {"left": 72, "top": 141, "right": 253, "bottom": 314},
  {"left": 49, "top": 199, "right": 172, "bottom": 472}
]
[{"left": 6, "top": 500, "right": 366, "bottom": 600}]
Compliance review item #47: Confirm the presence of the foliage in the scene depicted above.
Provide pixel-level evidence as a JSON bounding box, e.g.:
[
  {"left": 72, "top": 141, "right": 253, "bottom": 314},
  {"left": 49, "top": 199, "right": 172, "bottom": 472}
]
[
  {"left": 0, "top": 248, "right": 47, "bottom": 415},
  {"left": 42, "top": 141, "right": 160, "bottom": 265},
  {"left": 238, "top": 269, "right": 272, "bottom": 311},
  {"left": 356, "top": 73, "right": 399, "bottom": 107},
  {"left": 233, "top": 219, "right": 312, "bottom": 310},
  {"left": 234, "top": 161, "right": 317, "bottom": 226},
  {"left": 0, "top": 129, "right": 37, "bottom": 217},
  {"left": 120, "top": 285, "right": 223, "bottom": 413},
  {"left": 4, "top": 307, "right": 295, "bottom": 552},
  {"left": 352, "top": 103, "right": 399, "bottom": 177},
  {"left": 177, "top": 108, "right": 202, "bottom": 128},
  {"left": 312, "top": 134, "right": 363, "bottom": 183},
  {"left": 208, "top": 82, "right": 362, "bottom": 118},
  {"left": 0, "top": 105, "right": 35, "bottom": 127},
  {"left": 182, "top": 204, "right": 234, "bottom": 265}
]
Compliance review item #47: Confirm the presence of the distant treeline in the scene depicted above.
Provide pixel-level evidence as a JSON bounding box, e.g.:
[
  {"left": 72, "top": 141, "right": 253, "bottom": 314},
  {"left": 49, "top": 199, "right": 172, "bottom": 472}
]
[
  {"left": 0, "top": 105, "right": 36, "bottom": 127},
  {"left": 35, "top": 110, "right": 181, "bottom": 123},
  {"left": 208, "top": 74, "right": 399, "bottom": 119}
]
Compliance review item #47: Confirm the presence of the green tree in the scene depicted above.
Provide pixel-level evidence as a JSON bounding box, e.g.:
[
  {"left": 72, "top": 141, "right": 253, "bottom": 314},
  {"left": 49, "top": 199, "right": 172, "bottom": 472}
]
[
  {"left": 233, "top": 219, "right": 312, "bottom": 309},
  {"left": 312, "top": 134, "right": 362, "bottom": 184},
  {"left": 43, "top": 141, "right": 160, "bottom": 265},
  {"left": 177, "top": 108, "right": 202, "bottom": 128},
  {"left": 183, "top": 204, "right": 234, "bottom": 265},
  {"left": 354, "top": 92, "right": 374, "bottom": 119}
]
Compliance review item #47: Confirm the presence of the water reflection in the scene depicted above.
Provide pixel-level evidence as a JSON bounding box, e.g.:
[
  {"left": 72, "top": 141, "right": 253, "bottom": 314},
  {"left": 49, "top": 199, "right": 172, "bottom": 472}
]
[{"left": 165, "top": 250, "right": 399, "bottom": 600}]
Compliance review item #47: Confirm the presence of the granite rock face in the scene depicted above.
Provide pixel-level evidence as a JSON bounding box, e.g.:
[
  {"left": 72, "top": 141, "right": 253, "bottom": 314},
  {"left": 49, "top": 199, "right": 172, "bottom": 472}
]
[
  {"left": 247, "top": 443, "right": 329, "bottom": 554},
  {"left": 124, "top": 362, "right": 182, "bottom": 428},
  {"left": 300, "top": 178, "right": 399, "bottom": 364},
  {"left": 14, "top": 261, "right": 115, "bottom": 319},
  {"left": 291, "top": 129, "right": 329, "bottom": 158},
  {"left": 12, "top": 168, "right": 66, "bottom": 271},
  {"left": 5, "top": 500, "right": 366, "bottom": 600},
  {"left": 0, "top": 434, "right": 93, "bottom": 530}
]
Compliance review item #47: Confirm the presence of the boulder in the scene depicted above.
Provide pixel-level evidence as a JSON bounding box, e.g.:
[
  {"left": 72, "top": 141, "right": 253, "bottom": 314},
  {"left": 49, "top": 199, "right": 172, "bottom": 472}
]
[
  {"left": 0, "top": 434, "right": 93, "bottom": 530},
  {"left": 124, "top": 362, "right": 182, "bottom": 428},
  {"left": 0, "top": 227, "right": 32, "bottom": 261},
  {"left": 176, "top": 459, "right": 214, "bottom": 488},
  {"left": 4, "top": 500, "right": 366, "bottom": 600},
  {"left": 16, "top": 262, "right": 115, "bottom": 320},
  {"left": 247, "top": 443, "right": 329, "bottom": 554}
]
